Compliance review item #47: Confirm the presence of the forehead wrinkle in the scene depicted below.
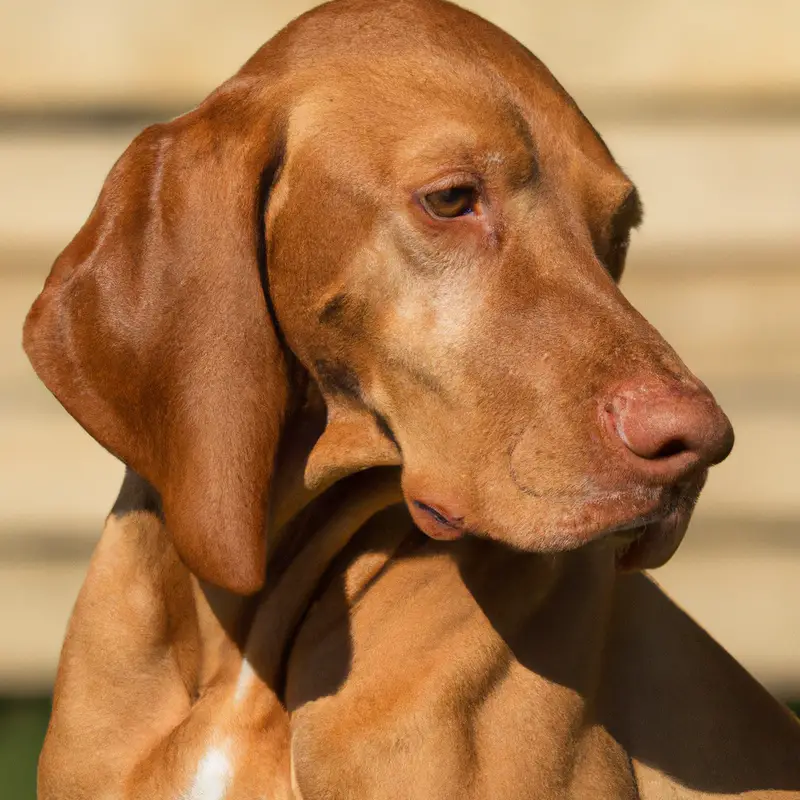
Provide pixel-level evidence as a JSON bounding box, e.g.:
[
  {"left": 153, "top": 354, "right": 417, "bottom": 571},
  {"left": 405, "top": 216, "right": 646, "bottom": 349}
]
[
  {"left": 290, "top": 53, "right": 541, "bottom": 191},
  {"left": 394, "top": 118, "right": 480, "bottom": 164},
  {"left": 285, "top": 88, "right": 330, "bottom": 147},
  {"left": 392, "top": 104, "right": 537, "bottom": 190},
  {"left": 499, "top": 97, "right": 539, "bottom": 189}
]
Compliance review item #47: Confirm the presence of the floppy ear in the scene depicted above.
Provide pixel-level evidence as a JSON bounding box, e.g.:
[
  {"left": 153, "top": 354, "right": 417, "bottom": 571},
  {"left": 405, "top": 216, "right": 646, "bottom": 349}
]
[{"left": 23, "top": 85, "right": 289, "bottom": 594}]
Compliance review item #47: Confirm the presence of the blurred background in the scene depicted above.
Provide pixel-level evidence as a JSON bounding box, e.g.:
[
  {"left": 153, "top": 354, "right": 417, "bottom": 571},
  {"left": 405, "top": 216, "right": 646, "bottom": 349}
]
[{"left": 1, "top": 0, "right": 798, "bottom": 796}]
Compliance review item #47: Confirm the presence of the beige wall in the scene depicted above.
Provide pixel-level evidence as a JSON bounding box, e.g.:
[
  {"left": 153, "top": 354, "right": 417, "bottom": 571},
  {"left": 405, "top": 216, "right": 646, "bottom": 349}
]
[
  {"left": 1, "top": 0, "right": 798, "bottom": 695},
  {"left": 3, "top": 1, "right": 800, "bottom": 106}
]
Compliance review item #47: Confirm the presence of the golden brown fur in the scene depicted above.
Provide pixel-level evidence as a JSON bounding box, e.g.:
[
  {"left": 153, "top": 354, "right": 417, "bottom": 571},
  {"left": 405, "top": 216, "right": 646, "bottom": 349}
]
[{"left": 23, "top": 1, "right": 800, "bottom": 797}]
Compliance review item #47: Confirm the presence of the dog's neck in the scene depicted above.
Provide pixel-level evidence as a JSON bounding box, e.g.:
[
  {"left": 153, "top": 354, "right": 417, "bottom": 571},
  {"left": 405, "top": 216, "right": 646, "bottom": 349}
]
[
  {"left": 194, "top": 389, "right": 621, "bottom": 720},
  {"left": 265, "top": 385, "right": 405, "bottom": 573},
  {"left": 193, "top": 395, "right": 405, "bottom": 699}
]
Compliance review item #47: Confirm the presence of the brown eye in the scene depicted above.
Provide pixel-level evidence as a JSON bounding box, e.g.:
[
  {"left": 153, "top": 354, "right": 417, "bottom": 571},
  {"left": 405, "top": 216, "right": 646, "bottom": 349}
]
[{"left": 422, "top": 186, "right": 477, "bottom": 219}]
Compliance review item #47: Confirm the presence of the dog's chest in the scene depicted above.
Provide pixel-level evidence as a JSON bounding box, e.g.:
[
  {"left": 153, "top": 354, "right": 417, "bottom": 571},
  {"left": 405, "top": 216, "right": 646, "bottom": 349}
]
[{"left": 282, "top": 545, "right": 639, "bottom": 800}]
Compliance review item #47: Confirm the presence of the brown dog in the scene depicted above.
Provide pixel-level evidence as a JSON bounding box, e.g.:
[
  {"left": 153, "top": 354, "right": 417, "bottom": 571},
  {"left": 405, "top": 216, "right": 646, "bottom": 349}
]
[{"left": 24, "top": 1, "right": 800, "bottom": 797}]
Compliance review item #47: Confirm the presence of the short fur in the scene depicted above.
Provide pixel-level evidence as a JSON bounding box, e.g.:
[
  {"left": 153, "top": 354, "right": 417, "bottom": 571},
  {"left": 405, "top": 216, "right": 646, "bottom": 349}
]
[{"left": 24, "top": 1, "right": 800, "bottom": 797}]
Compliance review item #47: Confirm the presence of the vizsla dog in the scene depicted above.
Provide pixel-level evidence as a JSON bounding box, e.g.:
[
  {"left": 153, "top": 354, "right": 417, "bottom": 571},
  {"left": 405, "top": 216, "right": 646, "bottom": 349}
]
[{"left": 23, "top": 0, "right": 800, "bottom": 797}]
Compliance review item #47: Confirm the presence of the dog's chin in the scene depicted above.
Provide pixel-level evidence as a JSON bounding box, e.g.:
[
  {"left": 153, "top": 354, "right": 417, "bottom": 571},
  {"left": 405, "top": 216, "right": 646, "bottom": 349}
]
[
  {"left": 601, "top": 477, "right": 703, "bottom": 571},
  {"left": 612, "top": 503, "right": 694, "bottom": 571},
  {"left": 406, "top": 476, "right": 704, "bottom": 571}
]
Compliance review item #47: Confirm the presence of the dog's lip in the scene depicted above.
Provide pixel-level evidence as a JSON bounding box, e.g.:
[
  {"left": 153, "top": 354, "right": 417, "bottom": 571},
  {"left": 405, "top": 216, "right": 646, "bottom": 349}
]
[
  {"left": 413, "top": 500, "right": 462, "bottom": 527},
  {"left": 596, "top": 499, "right": 677, "bottom": 542},
  {"left": 407, "top": 477, "right": 704, "bottom": 553},
  {"left": 542, "top": 485, "right": 681, "bottom": 544},
  {"left": 612, "top": 481, "right": 704, "bottom": 570},
  {"left": 614, "top": 506, "right": 691, "bottom": 571},
  {"left": 409, "top": 499, "right": 466, "bottom": 541},
  {"left": 410, "top": 491, "right": 672, "bottom": 546},
  {"left": 559, "top": 471, "right": 706, "bottom": 539}
]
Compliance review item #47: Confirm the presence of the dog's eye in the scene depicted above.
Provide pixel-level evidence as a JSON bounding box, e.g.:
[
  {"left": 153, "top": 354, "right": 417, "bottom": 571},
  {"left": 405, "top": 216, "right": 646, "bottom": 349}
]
[{"left": 422, "top": 186, "right": 477, "bottom": 219}]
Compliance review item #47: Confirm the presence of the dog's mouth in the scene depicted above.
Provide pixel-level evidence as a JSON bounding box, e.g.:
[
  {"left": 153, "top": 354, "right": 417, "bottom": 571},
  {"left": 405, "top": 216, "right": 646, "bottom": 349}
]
[
  {"left": 409, "top": 499, "right": 466, "bottom": 541},
  {"left": 575, "top": 476, "right": 705, "bottom": 571},
  {"left": 612, "top": 483, "right": 703, "bottom": 571},
  {"left": 407, "top": 475, "right": 705, "bottom": 571}
]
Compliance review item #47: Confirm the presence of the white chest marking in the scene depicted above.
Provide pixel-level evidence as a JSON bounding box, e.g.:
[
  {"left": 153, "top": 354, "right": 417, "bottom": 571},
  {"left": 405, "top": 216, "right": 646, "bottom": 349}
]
[
  {"left": 234, "top": 658, "right": 256, "bottom": 705},
  {"left": 182, "top": 740, "right": 233, "bottom": 800}
]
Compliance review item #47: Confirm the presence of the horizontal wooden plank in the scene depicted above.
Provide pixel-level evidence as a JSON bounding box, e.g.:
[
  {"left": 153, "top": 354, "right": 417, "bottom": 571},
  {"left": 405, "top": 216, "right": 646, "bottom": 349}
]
[
  {"left": 2, "top": 1, "right": 800, "bottom": 108},
  {"left": 0, "top": 409, "right": 123, "bottom": 537},
  {"left": 0, "top": 395, "right": 798, "bottom": 540},
  {"left": 0, "top": 560, "right": 87, "bottom": 692},
  {"left": 602, "top": 121, "right": 800, "bottom": 250},
  {"left": 2, "top": 521, "right": 798, "bottom": 693},
  {"left": 0, "top": 130, "right": 134, "bottom": 254},
  {"left": 2, "top": 120, "right": 799, "bottom": 255},
  {"left": 623, "top": 267, "right": 800, "bottom": 383},
  {"left": 656, "top": 532, "right": 800, "bottom": 698},
  {"left": 5, "top": 276, "right": 800, "bottom": 530},
  {"left": 6, "top": 260, "right": 800, "bottom": 388},
  {"left": 2, "top": 98, "right": 798, "bottom": 700}
]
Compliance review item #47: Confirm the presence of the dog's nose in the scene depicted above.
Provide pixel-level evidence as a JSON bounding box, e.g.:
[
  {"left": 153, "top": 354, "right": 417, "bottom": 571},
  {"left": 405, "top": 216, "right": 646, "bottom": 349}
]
[{"left": 604, "top": 380, "right": 734, "bottom": 480}]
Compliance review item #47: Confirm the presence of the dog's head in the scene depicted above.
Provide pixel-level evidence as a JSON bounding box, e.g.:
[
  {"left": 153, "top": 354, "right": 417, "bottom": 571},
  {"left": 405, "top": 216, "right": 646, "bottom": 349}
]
[{"left": 24, "top": 0, "right": 733, "bottom": 593}]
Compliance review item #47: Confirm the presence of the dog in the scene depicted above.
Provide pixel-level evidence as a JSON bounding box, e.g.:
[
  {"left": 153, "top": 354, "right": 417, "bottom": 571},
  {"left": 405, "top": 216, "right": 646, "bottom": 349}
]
[{"left": 23, "top": 1, "right": 800, "bottom": 797}]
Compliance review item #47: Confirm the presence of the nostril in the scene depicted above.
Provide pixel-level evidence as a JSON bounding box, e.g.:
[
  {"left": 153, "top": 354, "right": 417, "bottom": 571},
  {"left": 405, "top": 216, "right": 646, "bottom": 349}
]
[
  {"left": 604, "top": 382, "right": 734, "bottom": 472},
  {"left": 609, "top": 409, "right": 694, "bottom": 464},
  {"left": 651, "top": 437, "right": 688, "bottom": 460}
]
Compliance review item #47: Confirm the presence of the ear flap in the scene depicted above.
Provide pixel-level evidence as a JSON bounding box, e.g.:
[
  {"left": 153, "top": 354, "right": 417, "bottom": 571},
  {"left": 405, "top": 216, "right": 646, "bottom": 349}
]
[{"left": 23, "top": 88, "right": 289, "bottom": 593}]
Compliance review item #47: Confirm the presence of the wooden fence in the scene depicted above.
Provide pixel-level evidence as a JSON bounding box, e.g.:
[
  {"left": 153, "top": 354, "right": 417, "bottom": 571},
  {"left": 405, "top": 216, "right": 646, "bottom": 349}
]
[{"left": 1, "top": 0, "right": 798, "bottom": 696}]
